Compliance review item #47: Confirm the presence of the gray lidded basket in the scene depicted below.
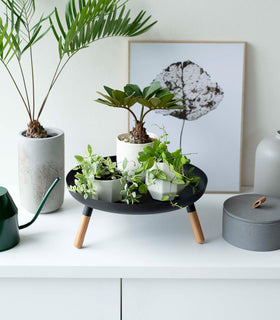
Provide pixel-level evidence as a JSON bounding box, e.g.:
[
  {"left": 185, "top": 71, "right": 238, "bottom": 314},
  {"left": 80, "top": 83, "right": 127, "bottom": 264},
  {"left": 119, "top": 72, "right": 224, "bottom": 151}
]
[{"left": 223, "top": 194, "right": 280, "bottom": 251}]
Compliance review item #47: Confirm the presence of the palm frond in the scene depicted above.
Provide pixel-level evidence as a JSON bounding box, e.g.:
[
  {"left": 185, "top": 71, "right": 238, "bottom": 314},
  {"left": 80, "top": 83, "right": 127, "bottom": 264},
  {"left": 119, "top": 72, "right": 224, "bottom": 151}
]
[
  {"left": 0, "top": 18, "right": 17, "bottom": 63},
  {"left": 1, "top": 0, "right": 52, "bottom": 57},
  {"left": 51, "top": 0, "right": 157, "bottom": 57}
]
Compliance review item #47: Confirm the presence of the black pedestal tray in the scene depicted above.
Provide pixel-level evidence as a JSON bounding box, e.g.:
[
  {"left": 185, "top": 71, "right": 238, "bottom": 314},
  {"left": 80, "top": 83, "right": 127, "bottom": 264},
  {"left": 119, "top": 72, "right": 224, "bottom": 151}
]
[{"left": 66, "top": 157, "right": 208, "bottom": 248}]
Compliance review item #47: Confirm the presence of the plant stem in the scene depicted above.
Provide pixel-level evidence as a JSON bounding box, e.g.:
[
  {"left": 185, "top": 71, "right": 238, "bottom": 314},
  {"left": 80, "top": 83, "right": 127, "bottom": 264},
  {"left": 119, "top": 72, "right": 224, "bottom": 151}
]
[
  {"left": 123, "top": 106, "right": 138, "bottom": 124},
  {"left": 37, "top": 51, "right": 80, "bottom": 120},
  {"left": 0, "top": 59, "right": 31, "bottom": 120},
  {"left": 36, "top": 57, "right": 63, "bottom": 120},
  {"left": 23, "top": 1, "right": 35, "bottom": 120},
  {"left": 29, "top": 45, "right": 35, "bottom": 120},
  {"left": 179, "top": 119, "right": 185, "bottom": 150},
  {"left": 139, "top": 104, "right": 144, "bottom": 122},
  {"left": 140, "top": 108, "right": 153, "bottom": 122},
  {"left": 16, "top": 57, "right": 32, "bottom": 116}
]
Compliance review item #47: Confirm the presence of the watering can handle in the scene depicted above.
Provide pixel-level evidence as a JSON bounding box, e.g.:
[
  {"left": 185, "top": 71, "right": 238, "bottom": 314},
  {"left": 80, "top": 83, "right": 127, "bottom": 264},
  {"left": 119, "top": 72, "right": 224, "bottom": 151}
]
[{"left": 19, "top": 177, "right": 61, "bottom": 230}]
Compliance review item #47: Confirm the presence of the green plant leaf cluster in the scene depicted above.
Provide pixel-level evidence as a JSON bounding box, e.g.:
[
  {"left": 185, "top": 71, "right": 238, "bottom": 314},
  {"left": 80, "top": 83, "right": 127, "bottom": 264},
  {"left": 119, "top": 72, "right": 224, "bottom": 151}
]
[
  {"left": 0, "top": 0, "right": 157, "bottom": 133},
  {"left": 120, "top": 158, "right": 147, "bottom": 204},
  {"left": 69, "top": 146, "right": 147, "bottom": 204},
  {"left": 137, "top": 129, "right": 201, "bottom": 200},
  {"left": 50, "top": 0, "right": 157, "bottom": 58},
  {"left": 69, "top": 145, "right": 122, "bottom": 199},
  {"left": 0, "top": 0, "right": 52, "bottom": 59},
  {"left": 96, "top": 81, "right": 183, "bottom": 124}
]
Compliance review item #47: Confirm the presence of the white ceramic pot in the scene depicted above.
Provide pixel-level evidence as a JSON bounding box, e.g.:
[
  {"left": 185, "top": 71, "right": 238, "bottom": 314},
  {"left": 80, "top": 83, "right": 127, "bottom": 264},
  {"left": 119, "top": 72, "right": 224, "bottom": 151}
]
[
  {"left": 116, "top": 132, "right": 157, "bottom": 172},
  {"left": 146, "top": 162, "right": 185, "bottom": 201},
  {"left": 18, "top": 127, "right": 64, "bottom": 213},
  {"left": 92, "top": 178, "right": 122, "bottom": 202},
  {"left": 254, "top": 131, "right": 280, "bottom": 197}
]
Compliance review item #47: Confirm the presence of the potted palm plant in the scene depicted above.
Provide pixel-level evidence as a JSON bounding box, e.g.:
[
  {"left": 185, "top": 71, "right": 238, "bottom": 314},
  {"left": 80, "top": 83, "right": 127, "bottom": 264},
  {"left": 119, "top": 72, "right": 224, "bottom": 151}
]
[
  {"left": 96, "top": 81, "right": 182, "bottom": 172},
  {"left": 0, "top": 0, "right": 156, "bottom": 212}
]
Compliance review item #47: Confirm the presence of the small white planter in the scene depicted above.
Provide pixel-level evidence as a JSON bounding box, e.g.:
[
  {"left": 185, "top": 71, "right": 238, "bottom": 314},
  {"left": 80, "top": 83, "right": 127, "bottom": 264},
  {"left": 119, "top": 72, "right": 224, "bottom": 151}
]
[
  {"left": 92, "top": 178, "right": 122, "bottom": 202},
  {"left": 116, "top": 132, "right": 157, "bottom": 172},
  {"left": 18, "top": 127, "right": 64, "bottom": 213},
  {"left": 146, "top": 162, "right": 185, "bottom": 201}
]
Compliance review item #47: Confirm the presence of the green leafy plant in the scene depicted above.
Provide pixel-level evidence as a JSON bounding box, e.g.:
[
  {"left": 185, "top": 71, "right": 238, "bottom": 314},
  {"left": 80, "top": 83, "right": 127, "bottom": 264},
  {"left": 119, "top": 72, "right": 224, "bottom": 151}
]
[
  {"left": 69, "top": 144, "right": 122, "bottom": 199},
  {"left": 120, "top": 158, "right": 147, "bottom": 204},
  {"left": 137, "top": 129, "right": 201, "bottom": 201},
  {"left": 0, "top": 0, "right": 157, "bottom": 138},
  {"left": 95, "top": 81, "right": 183, "bottom": 144},
  {"left": 69, "top": 145, "right": 147, "bottom": 203}
]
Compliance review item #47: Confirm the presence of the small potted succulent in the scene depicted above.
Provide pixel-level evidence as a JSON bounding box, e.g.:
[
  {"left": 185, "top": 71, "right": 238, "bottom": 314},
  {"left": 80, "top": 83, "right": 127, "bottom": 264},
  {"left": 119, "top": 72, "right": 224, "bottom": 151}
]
[
  {"left": 0, "top": 0, "right": 156, "bottom": 212},
  {"left": 69, "top": 145, "right": 147, "bottom": 203},
  {"left": 95, "top": 82, "right": 182, "bottom": 172},
  {"left": 137, "top": 130, "right": 200, "bottom": 201}
]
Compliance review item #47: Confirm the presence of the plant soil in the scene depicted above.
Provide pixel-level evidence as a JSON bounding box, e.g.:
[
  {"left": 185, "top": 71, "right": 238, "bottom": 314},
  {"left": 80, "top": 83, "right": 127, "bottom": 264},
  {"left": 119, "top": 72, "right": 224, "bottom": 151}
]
[
  {"left": 26, "top": 120, "right": 47, "bottom": 138},
  {"left": 130, "top": 122, "right": 151, "bottom": 144}
]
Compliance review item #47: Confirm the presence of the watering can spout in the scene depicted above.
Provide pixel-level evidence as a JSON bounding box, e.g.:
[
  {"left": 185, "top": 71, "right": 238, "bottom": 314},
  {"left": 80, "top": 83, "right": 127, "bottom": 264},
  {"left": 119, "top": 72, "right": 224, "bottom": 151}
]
[{"left": 19, "top": 177, "right": 61, "bottom": 230}]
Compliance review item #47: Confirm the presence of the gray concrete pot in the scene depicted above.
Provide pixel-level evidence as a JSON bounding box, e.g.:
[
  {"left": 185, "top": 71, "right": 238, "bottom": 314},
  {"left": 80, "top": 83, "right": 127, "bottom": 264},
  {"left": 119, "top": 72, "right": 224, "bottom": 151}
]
[{"left": 18, "top": 127, "right": 64, "bottom": 213}]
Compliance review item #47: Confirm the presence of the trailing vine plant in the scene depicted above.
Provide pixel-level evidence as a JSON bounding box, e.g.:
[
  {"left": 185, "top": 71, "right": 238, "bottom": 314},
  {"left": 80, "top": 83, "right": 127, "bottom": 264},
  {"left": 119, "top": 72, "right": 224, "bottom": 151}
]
[{"left": 0, "top": 0, "right": 157, "bottom": 138}]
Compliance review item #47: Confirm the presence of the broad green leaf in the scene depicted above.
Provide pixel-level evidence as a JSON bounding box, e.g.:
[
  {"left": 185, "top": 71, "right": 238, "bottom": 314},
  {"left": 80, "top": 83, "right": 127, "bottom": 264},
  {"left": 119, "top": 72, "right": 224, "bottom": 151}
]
[
  {"left": 112, "top": 90, "right": 126, "bottom": 103},
  {"left": 104, "top": 85, "right": 114, "bottom": 97},
  {"left": 139, "top": 183, "right": 147, "bottom": 194},
  {"left": 122, "top": 157, "right": 128, "bottom": 170},
  {"left": 87, "top": 144, "right": 92, "bottom": 155},
  {"left": 161, "top": 195, "right": 169, "bottom": 201},
  {"left": 124, "top": 84, "right": 142, "bottom": 97},
  {"left": 144, "top": 157, "right": 155, "bottom": 170},
  {"left": 172, "top": 178, "right": 185, "bottom": 185},
  {"left": 75, "top": 155, "right": 84, "bottom": 162},
  {"left": 143, "top": 81, "right": 161, "bottom": 98},
  {"left": 155, "top": 170, "right": 169, "bottom": 181}
]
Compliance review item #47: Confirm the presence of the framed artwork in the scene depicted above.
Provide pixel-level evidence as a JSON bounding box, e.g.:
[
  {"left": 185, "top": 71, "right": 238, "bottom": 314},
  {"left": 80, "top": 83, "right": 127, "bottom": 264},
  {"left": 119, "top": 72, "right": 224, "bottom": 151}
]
[{"left": 129, "top": 41, "right": 246, "bottom": 193}]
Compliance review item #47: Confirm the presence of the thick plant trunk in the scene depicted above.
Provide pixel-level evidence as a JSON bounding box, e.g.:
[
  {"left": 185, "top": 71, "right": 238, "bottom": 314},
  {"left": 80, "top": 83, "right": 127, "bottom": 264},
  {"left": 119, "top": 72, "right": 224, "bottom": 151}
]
[
  {"left": 130, "top": 122, "right": 150, "bottom": 144},
  {"left": 26, "top": 120, "right": 47, "bottom": 138}
]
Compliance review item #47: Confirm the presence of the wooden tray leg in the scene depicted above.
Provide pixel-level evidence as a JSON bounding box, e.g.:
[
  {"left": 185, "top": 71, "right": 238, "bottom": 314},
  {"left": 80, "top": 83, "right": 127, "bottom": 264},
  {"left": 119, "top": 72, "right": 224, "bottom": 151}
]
[
  {"left": 74, "top": 206, "right": 93, "bottom": 249},
  {"left": 187, "top": 204, "right": 205, "bottom": 244}
]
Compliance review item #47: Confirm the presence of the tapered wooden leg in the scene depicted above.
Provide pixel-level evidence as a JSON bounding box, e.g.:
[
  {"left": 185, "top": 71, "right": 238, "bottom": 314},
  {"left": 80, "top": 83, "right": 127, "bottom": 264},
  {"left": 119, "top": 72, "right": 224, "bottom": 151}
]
[
  {"left": 187, "top": 204, "right": 205, "bottom": 244},
  {"left": 74, "top": 206, "right": 93, "bottom": 249}
]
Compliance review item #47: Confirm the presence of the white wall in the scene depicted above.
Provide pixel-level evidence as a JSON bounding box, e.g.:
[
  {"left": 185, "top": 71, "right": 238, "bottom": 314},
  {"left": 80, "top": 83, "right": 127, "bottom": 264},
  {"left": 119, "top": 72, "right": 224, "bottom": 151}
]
[{"left": 1, "top": 0, "right": 279, "bottom": 187}]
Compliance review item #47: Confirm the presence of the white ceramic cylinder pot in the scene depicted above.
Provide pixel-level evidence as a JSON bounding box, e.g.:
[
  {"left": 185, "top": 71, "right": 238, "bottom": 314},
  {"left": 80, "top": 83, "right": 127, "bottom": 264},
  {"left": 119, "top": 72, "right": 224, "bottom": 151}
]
[
  {"left": 116, "top": 132, "right": 157, "bottom": 172},
  {"left": 92, "top": 179, "right": 122, "bottom": 202},
  {"left": 18, "top": 127, "right": 64, "bottom": 213},
  {"left": 254, "top": 131, "right": 280, "bottom": 197},
  {"left": 146, "top": 162, "right": 185, "bottom": 201}
]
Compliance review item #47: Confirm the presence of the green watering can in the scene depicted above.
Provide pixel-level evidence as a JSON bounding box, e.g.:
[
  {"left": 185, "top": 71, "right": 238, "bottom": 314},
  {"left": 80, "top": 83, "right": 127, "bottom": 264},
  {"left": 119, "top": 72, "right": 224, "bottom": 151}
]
[{"left": 0, "top": 177, "right": 60, "bottom": 252}]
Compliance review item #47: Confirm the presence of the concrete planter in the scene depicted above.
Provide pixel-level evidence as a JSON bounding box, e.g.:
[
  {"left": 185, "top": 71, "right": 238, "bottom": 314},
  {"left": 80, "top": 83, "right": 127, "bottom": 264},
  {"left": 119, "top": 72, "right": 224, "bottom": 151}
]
[
  {"left": 116, "top": 132, "right": 157, "bottom": 172},
  {"left": 92, "top": 178, "right": 122, "bottom": 202},
  {"left": 146, "top": 162, "right": 184, "bottom": 201},
  {"left": 18, "top": 127, "right": 64, "bottom": 213}
]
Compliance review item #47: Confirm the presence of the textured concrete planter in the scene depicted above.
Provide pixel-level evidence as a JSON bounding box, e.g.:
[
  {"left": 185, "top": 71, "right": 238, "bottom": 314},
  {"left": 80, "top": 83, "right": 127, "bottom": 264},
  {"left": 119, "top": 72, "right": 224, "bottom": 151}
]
[
  {"left": 92, "top": 178, "right": 122, "bottom": 202},
  {"left": 116, "top": 132, "right": 157, "bottom": 172},
  {"left": 18, "top": 127, "right": 64, "bottom": 213},
  {"left": 146, "top": 162, "right": 184, "bottom": 201}
]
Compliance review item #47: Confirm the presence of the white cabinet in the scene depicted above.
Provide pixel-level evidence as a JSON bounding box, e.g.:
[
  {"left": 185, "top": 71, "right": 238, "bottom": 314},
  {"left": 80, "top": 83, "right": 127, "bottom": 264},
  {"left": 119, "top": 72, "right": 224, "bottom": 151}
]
[
  {"left": 122, "top": 279, "right": 280, "bottom": 320},
  {"left": 0, "top": 278, "right": 120, "bottom": 320}
]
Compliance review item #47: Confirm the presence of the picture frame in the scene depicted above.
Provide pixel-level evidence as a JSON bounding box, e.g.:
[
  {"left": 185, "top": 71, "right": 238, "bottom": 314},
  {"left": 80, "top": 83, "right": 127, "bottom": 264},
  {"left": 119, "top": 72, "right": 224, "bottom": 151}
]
[{"left": 128, "top": 41, "right": 246, "bottom": 193}]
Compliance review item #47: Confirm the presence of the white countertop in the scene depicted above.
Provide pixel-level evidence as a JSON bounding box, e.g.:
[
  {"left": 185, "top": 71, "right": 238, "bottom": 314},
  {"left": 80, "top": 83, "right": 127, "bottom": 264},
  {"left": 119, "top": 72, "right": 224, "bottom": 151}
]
[{"left": 1, "top": 186, "right": 280, "bottom": 279}]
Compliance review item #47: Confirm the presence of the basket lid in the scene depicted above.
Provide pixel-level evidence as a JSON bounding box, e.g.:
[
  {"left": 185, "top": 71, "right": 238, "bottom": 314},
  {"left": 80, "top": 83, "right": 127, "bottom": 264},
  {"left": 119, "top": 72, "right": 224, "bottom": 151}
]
[{"left": 223, "top": 194, "right": 280, "bottom": 224}]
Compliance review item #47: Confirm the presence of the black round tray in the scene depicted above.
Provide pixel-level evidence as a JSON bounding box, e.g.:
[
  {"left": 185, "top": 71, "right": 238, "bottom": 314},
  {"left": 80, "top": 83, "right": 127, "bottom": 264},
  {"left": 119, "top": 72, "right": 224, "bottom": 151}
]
[{"left": 66, "top": 157, "right": 208, "bottom": 215}]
